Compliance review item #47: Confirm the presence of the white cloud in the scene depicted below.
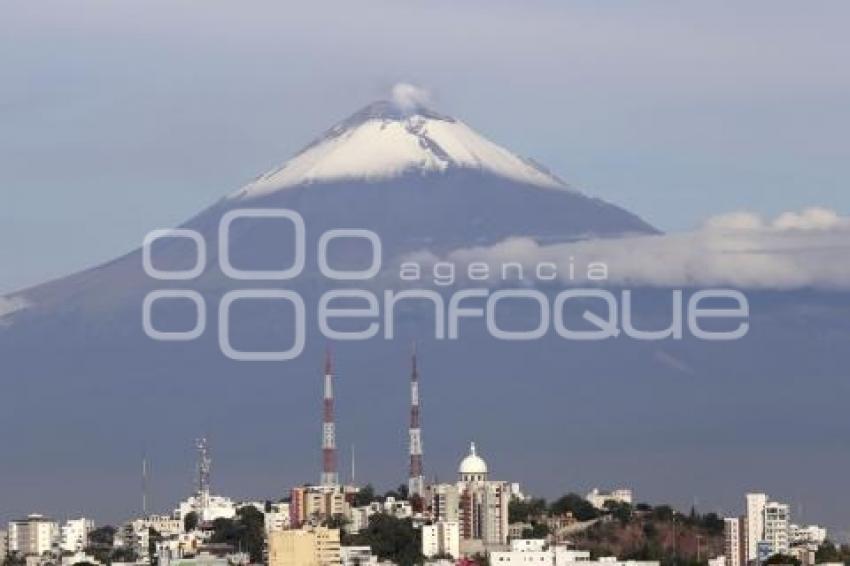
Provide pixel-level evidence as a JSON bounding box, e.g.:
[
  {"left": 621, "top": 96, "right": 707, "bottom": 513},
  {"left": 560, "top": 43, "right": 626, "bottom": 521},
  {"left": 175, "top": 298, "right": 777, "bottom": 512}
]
[
  {"left": 432, "top": 207, "right": 850, "bottom": 290},
  {"left": 390, "top": 82, "right": 432, "bottom": 112}
]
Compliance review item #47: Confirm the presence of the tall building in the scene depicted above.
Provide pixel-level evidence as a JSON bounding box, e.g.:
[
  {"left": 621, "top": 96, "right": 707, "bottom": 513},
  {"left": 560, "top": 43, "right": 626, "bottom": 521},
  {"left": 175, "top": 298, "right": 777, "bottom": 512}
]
[
  {"left": 745, "top": 493, "right": 767, "bottom": 561},
  {"left": 268, "top": 527, "right": 340, "bottom": 566},
  {"left": 422, "top": 521, "right": 460, "bottom": 559},
  {"left": 7, "top": 515, "right": 58, "bottom": 557},
  {"left": 456, "top": 443, "right": 510, "bottom": 547},
  {"left": 1, "top": 529, "right": 8, "bottom": 559},
  {"left": 408, "top": 348, "right": 424, "bottom": 499},
  {"left": 724, "top": 517, "right": 742, "bottom": 566},
  {"left": 60, "top": 518, "right": 95, "bottom": 554},
  {"left": 763, "top": 501, "right": 790, "bottom": 556},
  {"left": 321, "top": 350, "right": 338, "bottom": 487}
]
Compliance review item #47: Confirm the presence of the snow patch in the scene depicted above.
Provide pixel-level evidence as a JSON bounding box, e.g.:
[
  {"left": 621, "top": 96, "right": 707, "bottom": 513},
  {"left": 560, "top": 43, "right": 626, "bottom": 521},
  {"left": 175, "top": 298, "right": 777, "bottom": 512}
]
[{"left": 234, "top": 105, "right": 569, "bottom": 199}]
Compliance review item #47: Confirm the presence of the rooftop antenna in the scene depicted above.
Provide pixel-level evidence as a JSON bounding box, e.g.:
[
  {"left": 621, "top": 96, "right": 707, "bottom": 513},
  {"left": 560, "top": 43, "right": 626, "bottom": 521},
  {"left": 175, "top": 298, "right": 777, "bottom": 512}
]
[
  {"left": 142, "top": 454, "right": 149, "bottom": 516},
  {"left": 196, "top": 437, "right": 211, "bottom": 508},
  {"left": 350, "top": 444, "right": 356, "bottom": 485}
]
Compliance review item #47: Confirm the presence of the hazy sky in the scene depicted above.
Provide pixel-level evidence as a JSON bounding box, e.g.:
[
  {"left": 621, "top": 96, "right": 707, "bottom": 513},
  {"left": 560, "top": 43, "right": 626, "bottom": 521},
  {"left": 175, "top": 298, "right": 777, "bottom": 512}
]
[{"left": 1, "top": 0, "right": 849, "bottom": 295}]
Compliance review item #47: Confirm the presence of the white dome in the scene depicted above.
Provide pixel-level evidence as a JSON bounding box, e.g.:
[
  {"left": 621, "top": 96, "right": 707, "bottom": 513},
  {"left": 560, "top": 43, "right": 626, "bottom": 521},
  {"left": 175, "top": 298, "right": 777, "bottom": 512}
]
[{"left": 459, "top": 442, "right": 488, "bottom": 477}]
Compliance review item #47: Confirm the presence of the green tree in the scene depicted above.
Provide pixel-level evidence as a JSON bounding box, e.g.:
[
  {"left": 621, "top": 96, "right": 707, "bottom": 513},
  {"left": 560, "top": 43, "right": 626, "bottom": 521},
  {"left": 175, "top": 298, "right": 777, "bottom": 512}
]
[
  {"left": 764, "top": 554, "right": 801, "bottom": 566},
  {"left": 550, "top": 493, "right": 600, "bottom": 521},
  {"left": 111, "top": 547, "right": 139, "bottom": 563},
  {"left": 148, "top": 527, "right": 163, "bottom": 565},
  {"left": 183, "top": 511, "right": 199, "bottom": 532},
  {"left": 348, "top": 514, "right": 422, "bottom": 565},
  {"left": 210, "top": 506, "right": 265, "bottom": 563},
  {"left": 88, "top": 526, "right": 116, "bottom": 546},
  {"left": 509, "top": 498, "right": 547, "bottom": 523},
  {"left": 354, "top": 484, "right": 377, "bottom": 507}
]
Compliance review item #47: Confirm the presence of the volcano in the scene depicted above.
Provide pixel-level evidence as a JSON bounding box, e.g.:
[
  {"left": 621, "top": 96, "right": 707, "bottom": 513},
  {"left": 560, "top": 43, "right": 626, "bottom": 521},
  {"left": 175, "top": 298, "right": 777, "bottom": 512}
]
[{"left": 2, "top": 97, "right": 849, "bottom": 529}]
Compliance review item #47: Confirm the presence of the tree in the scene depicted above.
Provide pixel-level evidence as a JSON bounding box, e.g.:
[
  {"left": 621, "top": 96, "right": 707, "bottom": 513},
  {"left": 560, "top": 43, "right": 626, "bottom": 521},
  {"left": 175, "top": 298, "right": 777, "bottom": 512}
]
[
  {"left": 111, "top": 547, "right": 139, "bottom": 563},
  {"left": 183, "top": 511, "right": 199, "bottom": 533},
  {"left": 210, "top": 506, "right": 265, "bottom": 563},
  {"left": 604, "top": 501, "right": 633, "bottom": 525},
  {"left": 348, "top": 514, "right": 422, "bottom": 565},
  {"left": 522, "top": 523, "right": 551, "bottom": 538},
  {"left": 354, "top": 484, "right": 377, "bottom": 507},
  {"left": 88, "top": 526, "right": 116, "bottom": 546},
  {"left": 764, "top": 554, "right": 801, "bottom": 566},
  {"left": 148, "top": 527, "right": 163, "bottom": 565},
  {"left": 550, "top": 493, "right": 600, "bottom": 521},
  {"left": 509, "top": 498, "right": 547, "bottom": 523}
]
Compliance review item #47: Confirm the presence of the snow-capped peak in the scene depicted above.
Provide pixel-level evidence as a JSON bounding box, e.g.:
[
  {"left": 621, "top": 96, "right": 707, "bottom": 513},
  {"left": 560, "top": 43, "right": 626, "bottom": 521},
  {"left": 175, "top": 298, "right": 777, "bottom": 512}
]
[{"left": 232, "top": 98, "right": 570, "bottom": 199}]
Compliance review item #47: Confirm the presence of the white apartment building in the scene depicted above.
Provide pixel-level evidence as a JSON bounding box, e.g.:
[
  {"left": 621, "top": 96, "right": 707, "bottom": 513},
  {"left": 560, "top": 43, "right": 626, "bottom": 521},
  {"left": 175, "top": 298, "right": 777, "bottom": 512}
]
[
  {"left": 586, "top": 489, "right": 633, "bottom": 511},
  {"left": 745, "top": 493, "right": 793, "bottom": 560},
  {"left": 491, "top": 541, "right": 653, "bottom": 566},
  {"left": 60, "top": 518, "right": 95, "bottom": 554},
  {"left": 723, "top": 517, "right": 741, "bottom": 566},
  {"left": 176, "top": 494, "right": 237, "bottom": 524},
  {"left": 8, "top": 515, "right": 58, "bottom": 556},
  {"left": 422, "top": 521, "right": 460, "bottom": 559},
  {"left": 745, "top": 493, "right": 767, "bottom": 561},
  {"left": 264, "top": 503, "right": 291, "bottom": 533},
  {"left": 790, "top": 524, "right": 827, "bottom": 546},
  {"left": 763, "top": 501, "right": 790, "bottom": 556}
]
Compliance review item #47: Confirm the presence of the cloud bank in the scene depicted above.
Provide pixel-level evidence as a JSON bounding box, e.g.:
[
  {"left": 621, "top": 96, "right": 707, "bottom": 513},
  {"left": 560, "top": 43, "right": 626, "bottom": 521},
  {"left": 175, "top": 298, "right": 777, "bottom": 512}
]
[
  {"left": 0, "top": 295, "right": 29, "bottom": 323},
  {"left": 435, "top": 207, "right": 850, "bottom": 290}
]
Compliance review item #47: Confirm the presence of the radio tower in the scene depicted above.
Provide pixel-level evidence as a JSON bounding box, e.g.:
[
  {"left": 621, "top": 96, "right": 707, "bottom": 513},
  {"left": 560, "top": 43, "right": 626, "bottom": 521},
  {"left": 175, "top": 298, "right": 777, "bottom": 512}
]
[
  {"left": 321, "top": 349, "right": 339, "bottom": 487},
  {"left": 408, "top": 346, "right": 424, "bottom": 497}
]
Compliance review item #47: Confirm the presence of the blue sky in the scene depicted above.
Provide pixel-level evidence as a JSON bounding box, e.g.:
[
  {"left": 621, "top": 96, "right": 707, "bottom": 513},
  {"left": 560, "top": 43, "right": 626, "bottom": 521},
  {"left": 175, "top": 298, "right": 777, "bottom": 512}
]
[{"left": 1, "top": 0, "right": 849, "bottom": 294}]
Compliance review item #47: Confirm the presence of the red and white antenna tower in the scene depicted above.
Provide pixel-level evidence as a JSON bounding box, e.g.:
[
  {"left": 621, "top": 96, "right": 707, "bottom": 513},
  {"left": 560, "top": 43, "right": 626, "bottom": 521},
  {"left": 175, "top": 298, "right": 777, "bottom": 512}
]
[
  {"left": 321, "top": 348, "right": 338, "bottom": 486},
  {"left": 408, "top": 345, "right": 424, "bottom": 497}
]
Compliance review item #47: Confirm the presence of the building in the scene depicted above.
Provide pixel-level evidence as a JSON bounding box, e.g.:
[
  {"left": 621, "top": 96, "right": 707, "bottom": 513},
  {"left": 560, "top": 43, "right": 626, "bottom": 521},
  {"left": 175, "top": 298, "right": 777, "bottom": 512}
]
[
  {"left": 790, "top": 525, "right": 827, "bottom": 546},
  {"left": 1, "top": 530, "right": 7, "bottom": 558},
  {"left": 763, "top": 501, "right": 790, "bottom": 556},
  {"left": 586, "top": 489, "right": 633, "bottom": 511},
  {"left": 723, "top": 517, "right": 742, "bottom": 566},
  {"left": 268, "top": 527, "right": 340, "bottom": 566},
  {"left": 340, "top": 546, "right": 377, "bottom": 566},
  {"left": 8, "top": 515, "right": 58, "bottom": 557},
  {"left": 265, "top": 503, "right": 292, "bottom": 533},
  {"left": 491, "top": 540, "right": 655, "bottom": 566},
  {"left": 422, "top": 521, "right": 460, "bottom": 559},
  {"left": 745, "top": 493, "right": 767, "bottom": 561},
  {"left": 456, "top": 443, "right": 510, "bottom": 547},
  {"left": 60, "top": 519, "right": 95, "bottom": 554},
  {"left": 290, "top": 485, "right": 347, "bottom": 527},
  {"left": 428, "top": 483, "right": 460, "bottom": 523}
]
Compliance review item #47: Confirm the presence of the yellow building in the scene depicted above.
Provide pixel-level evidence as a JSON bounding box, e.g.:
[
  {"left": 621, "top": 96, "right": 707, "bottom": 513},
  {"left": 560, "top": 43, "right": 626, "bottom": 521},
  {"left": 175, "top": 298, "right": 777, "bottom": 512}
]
[{"left": 268, "top": 527, "right": 340, "bottom": 566}]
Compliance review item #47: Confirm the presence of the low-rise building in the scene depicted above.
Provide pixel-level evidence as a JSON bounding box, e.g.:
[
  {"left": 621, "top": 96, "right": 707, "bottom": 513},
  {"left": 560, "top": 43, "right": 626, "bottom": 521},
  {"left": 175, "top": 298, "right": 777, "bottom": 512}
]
[
  {"left": 340, "top": 546, "right": 377, "bottom": 566},
  {"left": 790, "top": 525, "right": 827, "bottom": 546},
  {"left": 585, "top": 489, "right": 633, "bottom": 510},
  {"left": 268, "top": 527, "right": 340, "bottom": 566},
  {"left": 491, "top": 541, "right": 654, "bottom": 566}
]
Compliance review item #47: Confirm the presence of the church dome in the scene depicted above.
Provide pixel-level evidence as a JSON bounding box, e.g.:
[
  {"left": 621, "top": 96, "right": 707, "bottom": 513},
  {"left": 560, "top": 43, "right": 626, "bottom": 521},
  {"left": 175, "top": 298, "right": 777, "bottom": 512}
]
[{"left": 459, "top": 442, "right": 488, "bottom": 481}]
